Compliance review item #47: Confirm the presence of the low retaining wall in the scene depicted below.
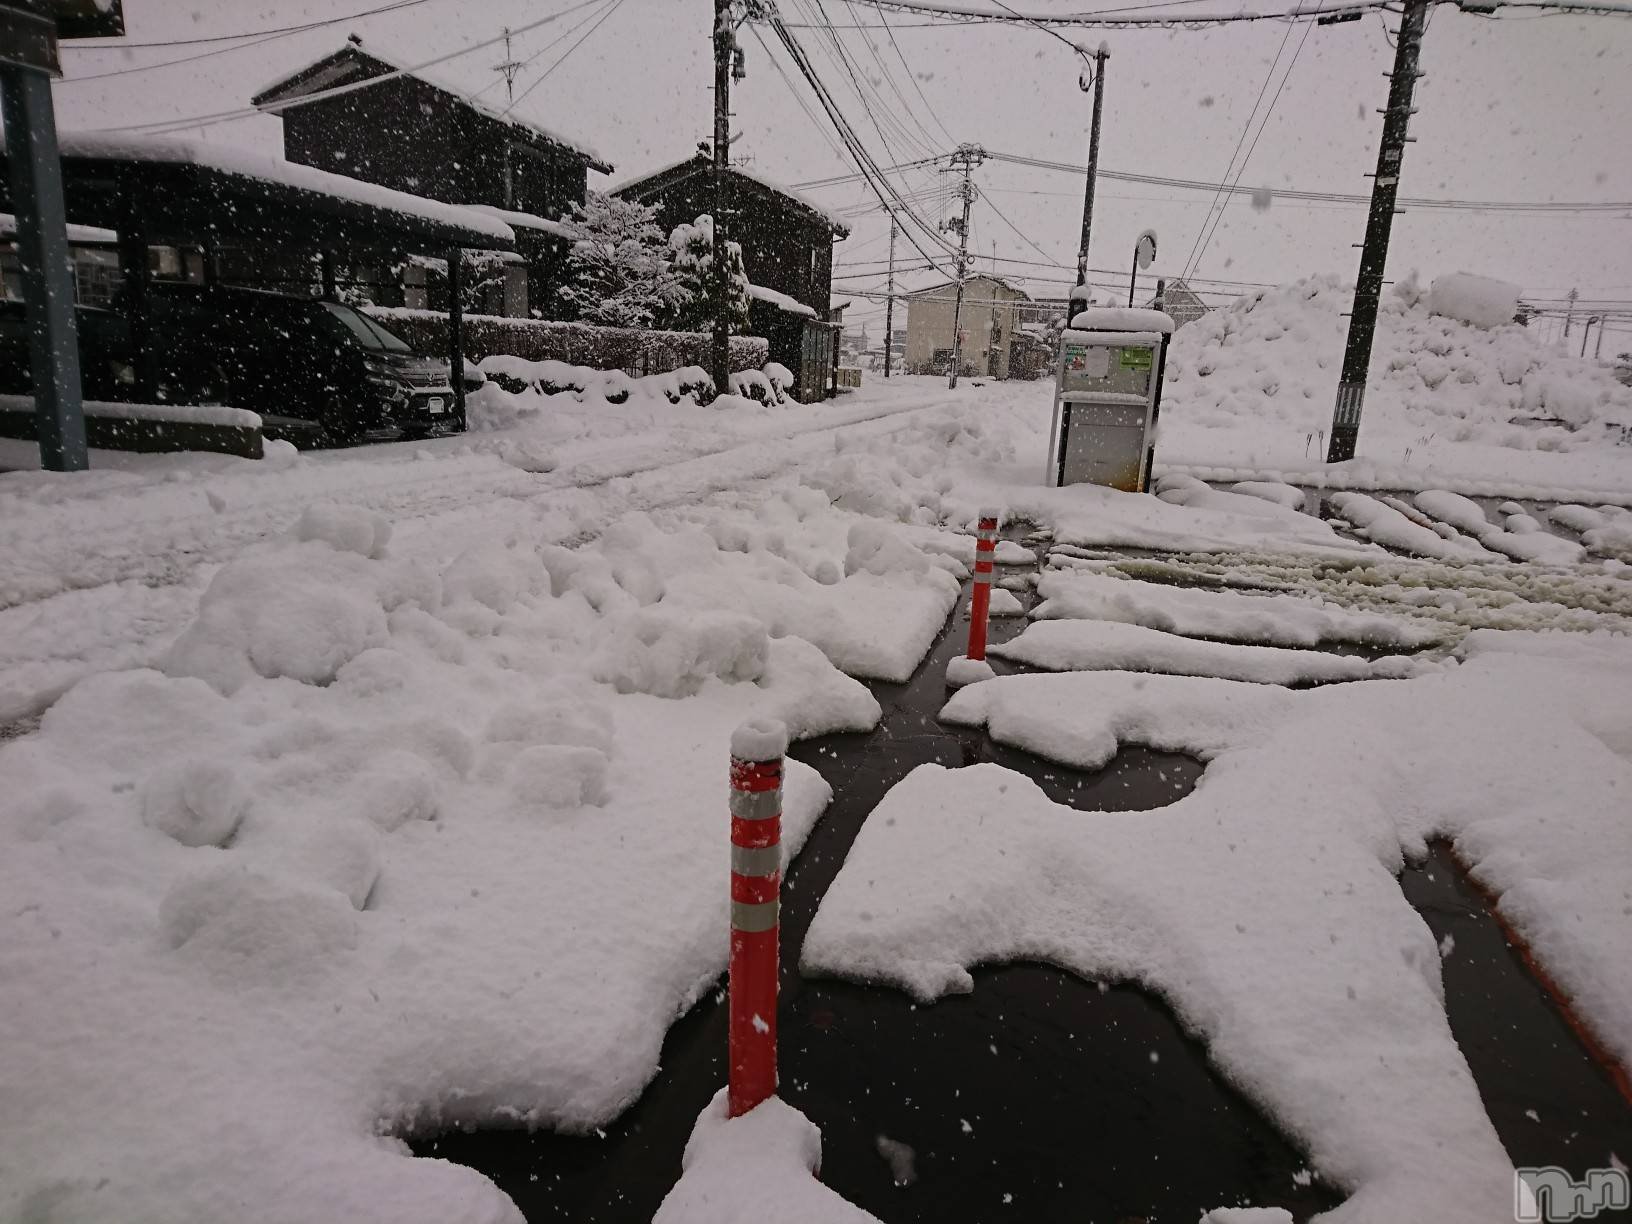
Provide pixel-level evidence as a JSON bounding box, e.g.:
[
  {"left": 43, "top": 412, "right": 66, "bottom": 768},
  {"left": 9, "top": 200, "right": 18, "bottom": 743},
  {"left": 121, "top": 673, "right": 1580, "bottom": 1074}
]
[
  {"left": 364, "top": 308, "right": 768, "bottom": 376},
  {"left": 0, "top": 396, "right": 263, "bottom": 459}
]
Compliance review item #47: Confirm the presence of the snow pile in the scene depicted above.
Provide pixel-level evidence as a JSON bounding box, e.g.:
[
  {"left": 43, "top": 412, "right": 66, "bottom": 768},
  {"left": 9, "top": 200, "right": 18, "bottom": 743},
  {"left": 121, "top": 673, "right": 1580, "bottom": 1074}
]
[
  {"left": 1031, "top": 568, "right": 1446, "bottom": 648},
  {"left": 805, "top": 634, "right": 1632, "bottom": 1223},
  {"left": 1412, "top": 490, "right": 1585, "bottom": 565},
  {"left": 2, "top": 473, "right": 995, "bottom": 1221},
  {"left": 1162, "top": 273, "right": 1632, "bottom": 462},
  {"left": 1426, "top": 273, "right": 1520, "bottom": 331},
  {"left": 652, "top": 1092, "right": 880, "bottom": 1224},
  {"left": 991, "top": 618, "right": 1434, "bottom": 685}
]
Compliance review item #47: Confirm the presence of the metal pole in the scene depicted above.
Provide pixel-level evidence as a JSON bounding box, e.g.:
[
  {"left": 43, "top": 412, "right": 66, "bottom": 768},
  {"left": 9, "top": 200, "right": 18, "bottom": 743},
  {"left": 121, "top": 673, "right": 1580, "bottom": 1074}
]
[
  {"left": 710, "top": 0, "right": 733, "bottom": 399},
  {"left": 1595, "top": 320, "right": 1606, "bottom": 360},
  {"left": 1563, "top": 287, "right": 1577, "bottom": 339},
  {"left": 1581, "top": 317, "right": 1597, "bottom": 360},
  {"left": 1, "top": 64, "right": 88, "bottom": 471},
  {"left": 1128, "top": 245, "right": 1139, "bottom": 308},
  {"left": 448, "top": 248, "right": 466, "bottom": 427},
  {"left": 883, "top": 217, "right": 896, "bottom": 378},
  {"left": 1076, "top": 44, "right": 1108, "bottom": 290},
  {"left": 947, "top": 145, "right": 979, "bottom": 390},
  {"left": 1325, "top": 0, "right": 1429, "bottom": 464}
]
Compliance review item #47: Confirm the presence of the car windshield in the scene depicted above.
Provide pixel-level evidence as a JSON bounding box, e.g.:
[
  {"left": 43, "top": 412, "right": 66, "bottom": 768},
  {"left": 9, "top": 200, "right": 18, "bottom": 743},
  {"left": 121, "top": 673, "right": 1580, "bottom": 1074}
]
[{"left": 320, "top": 302, "right": 412, "bottom": 353}]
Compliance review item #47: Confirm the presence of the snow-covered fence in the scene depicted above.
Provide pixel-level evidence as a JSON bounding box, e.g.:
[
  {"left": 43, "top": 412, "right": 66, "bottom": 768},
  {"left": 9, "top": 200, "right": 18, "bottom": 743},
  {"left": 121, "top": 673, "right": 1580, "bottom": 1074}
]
[
  {"left": 0, "top": 395, "right": 262, "bottom": 459},
  {"left": 362, "top": 307, "right": 768, "bottom": 377}
]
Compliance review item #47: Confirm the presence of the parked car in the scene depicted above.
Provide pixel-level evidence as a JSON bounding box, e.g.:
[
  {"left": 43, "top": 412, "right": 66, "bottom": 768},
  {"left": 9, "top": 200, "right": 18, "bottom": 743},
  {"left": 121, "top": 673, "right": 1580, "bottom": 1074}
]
[
  {"left": 130, "top": 284, "right": 465, "bottom": 442},
  {"left": 0, "top": 300, "right": 137, "bottom": 403}
]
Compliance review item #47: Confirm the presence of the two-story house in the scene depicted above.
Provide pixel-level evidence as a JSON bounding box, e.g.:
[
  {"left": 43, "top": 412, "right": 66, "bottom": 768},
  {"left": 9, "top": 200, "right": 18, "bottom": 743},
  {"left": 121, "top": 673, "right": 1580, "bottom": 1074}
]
[
  {"left": 251, "top": 34, "right": 611, "bottom": 316},
  {"left": 904, "top": 274, "right": 1031, "bottom": 379}
]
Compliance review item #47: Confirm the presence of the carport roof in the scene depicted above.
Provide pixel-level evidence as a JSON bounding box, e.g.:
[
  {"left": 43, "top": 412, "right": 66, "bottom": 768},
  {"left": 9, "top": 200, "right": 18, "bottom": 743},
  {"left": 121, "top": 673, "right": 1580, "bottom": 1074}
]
[{"left": 0, "top": 132, "right": 515, "bottom": 255}]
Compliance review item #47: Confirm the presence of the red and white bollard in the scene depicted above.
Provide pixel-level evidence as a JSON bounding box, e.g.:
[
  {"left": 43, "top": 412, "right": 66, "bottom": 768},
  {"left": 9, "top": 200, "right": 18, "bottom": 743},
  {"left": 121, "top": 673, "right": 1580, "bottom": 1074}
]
[
  {"left": 728, "top": 718, "right": 787, "bottom": 1118},
  {"left": 947, "top": 509, "right": 1000, "bottom": 687}
]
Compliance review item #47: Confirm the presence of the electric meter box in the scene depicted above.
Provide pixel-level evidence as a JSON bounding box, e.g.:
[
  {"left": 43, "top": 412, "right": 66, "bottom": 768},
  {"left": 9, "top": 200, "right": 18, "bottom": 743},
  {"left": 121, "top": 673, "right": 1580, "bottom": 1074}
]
[{"left": 1046, "top": 306, "right": 1175, "bottom": 492}]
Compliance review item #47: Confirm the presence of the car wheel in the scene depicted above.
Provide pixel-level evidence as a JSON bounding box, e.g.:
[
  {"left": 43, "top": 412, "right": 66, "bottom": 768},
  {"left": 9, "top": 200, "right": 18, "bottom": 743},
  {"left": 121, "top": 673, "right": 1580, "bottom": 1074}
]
[{"left": 318, "top": 401, "right": 364, "bottom": 447}]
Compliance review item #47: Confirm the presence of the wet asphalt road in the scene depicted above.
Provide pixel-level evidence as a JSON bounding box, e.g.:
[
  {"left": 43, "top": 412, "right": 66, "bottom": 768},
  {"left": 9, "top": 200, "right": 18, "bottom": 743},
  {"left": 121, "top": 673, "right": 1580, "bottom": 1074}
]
[{"left": 415, "top": 541, "right": 1629, "bottom": 1223}]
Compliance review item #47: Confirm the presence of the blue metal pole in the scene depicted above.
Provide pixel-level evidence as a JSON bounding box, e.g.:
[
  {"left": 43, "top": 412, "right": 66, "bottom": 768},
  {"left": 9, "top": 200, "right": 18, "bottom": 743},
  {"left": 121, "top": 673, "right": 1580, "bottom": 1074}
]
[{"left": 1, "top": 63, "right": 87, "bottom": 471}]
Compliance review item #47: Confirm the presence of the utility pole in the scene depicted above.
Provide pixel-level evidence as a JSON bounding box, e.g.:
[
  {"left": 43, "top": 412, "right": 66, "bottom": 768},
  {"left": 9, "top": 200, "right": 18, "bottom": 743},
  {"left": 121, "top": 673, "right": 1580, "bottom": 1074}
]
[
  {"left": 883, "top": 216, "right": 897, "bottom": 378},
  {"left": 1325, "top": 0, "right": 1428, "bottom": 464},
  {"left": 493, "top": 28, "right": 522, "bottom": 103},
  {"left": 710, "top": 0, "right": 734, "bottom": 399},
  {"left": 945, "top": 143, "right": 983, "bottom": 390},
  {"left": 1563, "top": 287, "right": 1578, "bottom": 339},
  {"left": 1076, "top": 43, "right": 1109, "bottom": 290}
]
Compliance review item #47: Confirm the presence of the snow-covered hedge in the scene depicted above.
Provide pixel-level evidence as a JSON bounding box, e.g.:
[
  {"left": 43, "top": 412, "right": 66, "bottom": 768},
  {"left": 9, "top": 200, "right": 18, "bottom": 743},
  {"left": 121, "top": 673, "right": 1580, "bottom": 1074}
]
[
  {"left": 362, "top": 307, "right": 768, "bottom": 375},
  {"left": 470, "top": 355, "right": 793, "bottom": 425}
]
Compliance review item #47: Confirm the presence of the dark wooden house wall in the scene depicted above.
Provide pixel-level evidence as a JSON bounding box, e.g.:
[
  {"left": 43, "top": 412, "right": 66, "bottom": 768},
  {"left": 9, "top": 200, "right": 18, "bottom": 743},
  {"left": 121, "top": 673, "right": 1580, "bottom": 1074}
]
[
  {"left": 635, "top": 175, "right": 835, "bottom": 316},
  {"left": 278, "top": 67, "right": 589, "bottom": 221}
]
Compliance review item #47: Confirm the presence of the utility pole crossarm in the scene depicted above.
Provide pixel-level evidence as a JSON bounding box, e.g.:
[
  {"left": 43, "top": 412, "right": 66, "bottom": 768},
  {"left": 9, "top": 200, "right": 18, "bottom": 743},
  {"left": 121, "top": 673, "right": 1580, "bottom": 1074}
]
[{"left": 1325, "top": 0, "right": 1428, "bottom": 464}]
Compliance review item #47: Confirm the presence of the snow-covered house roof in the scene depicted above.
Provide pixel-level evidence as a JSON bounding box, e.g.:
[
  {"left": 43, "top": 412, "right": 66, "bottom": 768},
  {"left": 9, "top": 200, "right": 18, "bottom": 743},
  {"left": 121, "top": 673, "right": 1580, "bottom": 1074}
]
[
  {"left": 463, "top": 204, "right": 580, "bottom": 242},
  {"left": 0, "top": 212, "right": 117, "bottom": 245},
  {"left": 906, "top": 273, "right": 1029, "bottom": 300},
  {"left": 748, "top": 284, "right": 818, "bottom": 319},
  {"left": 250, "top": 36, "right": 613, "bottom": 175},
  {"left": 611, "top": 155, "right": 851, "bottom": 237},
  {"left": 53, "top": 133, "right": 515, "bottom": 244}
]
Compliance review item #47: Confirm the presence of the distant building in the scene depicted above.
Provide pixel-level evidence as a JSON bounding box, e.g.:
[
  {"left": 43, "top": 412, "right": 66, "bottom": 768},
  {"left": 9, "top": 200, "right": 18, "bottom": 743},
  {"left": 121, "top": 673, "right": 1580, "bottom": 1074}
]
[
  {"left": 251, "top": 34, "right": 611, "bottom": 316},
  {"left": 613, "top": 155, "right": 849, "bottom": 401},
  {"left": 903, "top": 274, "right": 1031, "bottom": 379},
  {"left": 1145, "top": 277, "right": 1210, "bottom": 328}
]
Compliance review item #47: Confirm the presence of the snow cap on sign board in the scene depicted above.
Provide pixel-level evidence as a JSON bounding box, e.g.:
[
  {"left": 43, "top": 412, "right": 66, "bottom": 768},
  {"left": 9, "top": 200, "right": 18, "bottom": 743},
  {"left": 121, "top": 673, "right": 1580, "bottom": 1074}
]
[{"left": 1068, "top": 306, "right": 1176, "bottom": 334}]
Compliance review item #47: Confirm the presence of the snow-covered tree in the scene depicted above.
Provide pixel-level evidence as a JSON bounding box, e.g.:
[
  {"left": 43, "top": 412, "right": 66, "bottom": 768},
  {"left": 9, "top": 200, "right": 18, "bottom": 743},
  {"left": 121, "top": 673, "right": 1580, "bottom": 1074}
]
[
  {"left": 668, "top": 214, "right": 750, "bottom": 334},
  {"left": 559, "top": 193, "right": 688, "bottom": 329}
]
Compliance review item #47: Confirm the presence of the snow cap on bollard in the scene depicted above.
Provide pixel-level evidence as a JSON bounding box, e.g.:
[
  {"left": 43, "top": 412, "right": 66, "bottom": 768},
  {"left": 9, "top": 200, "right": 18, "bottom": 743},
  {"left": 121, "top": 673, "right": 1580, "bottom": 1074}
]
[
  {"left": 731, "top": 718, "right": 788, "bottom": 763},
  {"left": 729, "top": 717, "right": 786, "bottom": 1118}
]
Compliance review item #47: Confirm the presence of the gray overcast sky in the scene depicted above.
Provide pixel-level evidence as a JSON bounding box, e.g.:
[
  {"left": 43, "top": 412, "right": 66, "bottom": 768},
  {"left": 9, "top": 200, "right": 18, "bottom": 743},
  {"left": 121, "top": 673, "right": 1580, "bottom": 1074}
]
[{"left": 49, "top": 0, "right": 1632, "bottom": 340}]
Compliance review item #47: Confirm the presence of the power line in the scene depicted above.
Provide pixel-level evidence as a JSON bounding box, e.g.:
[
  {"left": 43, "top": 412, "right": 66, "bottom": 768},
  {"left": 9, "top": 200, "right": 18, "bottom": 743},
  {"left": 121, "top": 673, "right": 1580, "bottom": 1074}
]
[
  {"left": 982, "top": 149, "right": 1632, "bottom": 214},
  {"left": 60, "top": 0, "right": 438, "bottom": 51},
  {"left": 87, "top": 4, "right": 600, "bottom": 136},
  {"left": 1186, "top": 11, "right": 1314, "bottom": 280},
  {"left": 500, "top": 0, "right": 627, "bottom": 115},
  {"left": 837, "top": 0, "right": 1400, "bottom": 28},
  {"left": 764, "top": 11, "right": 962, "bottom": 275}
]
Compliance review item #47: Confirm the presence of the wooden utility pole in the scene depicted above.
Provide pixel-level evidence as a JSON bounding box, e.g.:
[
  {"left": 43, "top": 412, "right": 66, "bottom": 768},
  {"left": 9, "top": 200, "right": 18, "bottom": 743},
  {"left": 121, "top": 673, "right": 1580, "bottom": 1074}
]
[
  {"left": 1076, "top": 43, "right": 1109, "bottom": 290},
  {"left": 1326, "top": 0, "right": 1428, "bottom": 464},
  {"left": 711, "top": 0, "right": 734, "bottom": 398},
  {"left": 883, "top": 217, "right": 897, "bottom": 378},
  {"left": 946, "top": 143, "right": 983, "bottom": 390}
]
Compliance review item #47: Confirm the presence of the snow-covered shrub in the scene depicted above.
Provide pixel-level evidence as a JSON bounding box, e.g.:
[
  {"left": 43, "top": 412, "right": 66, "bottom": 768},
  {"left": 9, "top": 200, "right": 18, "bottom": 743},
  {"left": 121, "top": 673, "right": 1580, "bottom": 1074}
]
[
  {"left": 559, "top": 191, "right": 689, "bottom": 330},
  {"left": 158, "top": 865, "right": 358, "bottom": 984},
  {"left": 592, "top": 607, "right": 769, "bottom": 698},
  {"left": 361, "top": 306, "right": 767, "bottom": 374},
  {"left": 730, "top": 369, "right": 778, "bottom": 405},
  {"left": 141, "top": 759, "right": 248, "bottom": 848},
  {"left": 509, "top": 744, "right": 609, "bottom": 809},
  {"left": 765, "top": 362, "right": 794, "bottom": 397},
  {"left": 166, "top": 543, "right": 438, "bottom": 695},
  {"left": 293, "top": 504, "right": 391, "bottom": 560},
  {"left": 844, "top": 520, "right": 934, "bottom": 576}
]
